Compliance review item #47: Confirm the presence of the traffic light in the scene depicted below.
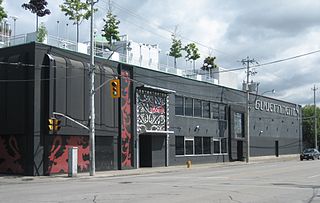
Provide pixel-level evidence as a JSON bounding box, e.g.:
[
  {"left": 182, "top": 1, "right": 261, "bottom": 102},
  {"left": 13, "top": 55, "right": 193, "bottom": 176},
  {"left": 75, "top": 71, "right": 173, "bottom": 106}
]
[
  {"left": 48, "top": 118, "right": 61, "bottom": 132},
  {"left": 110, "top": 79, "right": 120, "bottom": 98}
]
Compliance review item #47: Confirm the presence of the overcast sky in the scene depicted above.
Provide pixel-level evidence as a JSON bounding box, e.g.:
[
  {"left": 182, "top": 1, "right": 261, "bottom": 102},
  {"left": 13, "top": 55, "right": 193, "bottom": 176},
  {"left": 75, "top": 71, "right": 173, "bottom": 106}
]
[{"left": 4, "top": 0, "right": 320, "bottom": 106}]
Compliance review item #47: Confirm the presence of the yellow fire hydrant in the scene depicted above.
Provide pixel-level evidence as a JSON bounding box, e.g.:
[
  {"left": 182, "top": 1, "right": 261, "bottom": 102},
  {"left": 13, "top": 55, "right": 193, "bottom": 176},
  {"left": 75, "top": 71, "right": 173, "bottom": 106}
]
[{"left": 186, "top": 160, "right": 192, "bottom": 168}]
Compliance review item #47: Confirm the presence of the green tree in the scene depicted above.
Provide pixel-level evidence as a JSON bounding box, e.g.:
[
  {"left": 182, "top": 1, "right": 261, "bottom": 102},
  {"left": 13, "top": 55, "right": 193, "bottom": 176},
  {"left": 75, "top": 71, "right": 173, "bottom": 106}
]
[
  {"left": 37, "top": 23, "right": 47, "bottom": 43},
  {"left": 302, "top": 105, "right": 320, "bottom": 148},
  {"left": 0, "top": 0, "right": 7, "bottom": 22},
  {"left": 22, "top": 0, "right": 50, "bottom": 32},
  {"left": 60, "top": 0, "right": 96, "bottom": 44},
  {"left": 184, "top": 43, "right": 200, "bottom": 72},
  {"left": 101, "top": 10, "right": 120, "bottom": 47},
  {"left": 169, "top": 34, "right": 182, "bottom": 69},
  {"left": 201, "top": 56, "right": 218, "bottom": 78}
]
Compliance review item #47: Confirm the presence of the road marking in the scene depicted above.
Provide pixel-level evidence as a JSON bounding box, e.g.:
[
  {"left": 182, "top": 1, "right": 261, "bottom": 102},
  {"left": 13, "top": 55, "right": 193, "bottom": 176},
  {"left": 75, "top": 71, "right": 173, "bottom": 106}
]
[{"left": 307, "top": 174, "right": 320, "bottom": 179}]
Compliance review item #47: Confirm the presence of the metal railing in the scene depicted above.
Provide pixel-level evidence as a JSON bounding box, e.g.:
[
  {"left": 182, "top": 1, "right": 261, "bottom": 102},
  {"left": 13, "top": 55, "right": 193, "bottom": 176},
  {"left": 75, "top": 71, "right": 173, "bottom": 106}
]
[{"left": 1, "top": 33, "right": 218, "bottom": 84}]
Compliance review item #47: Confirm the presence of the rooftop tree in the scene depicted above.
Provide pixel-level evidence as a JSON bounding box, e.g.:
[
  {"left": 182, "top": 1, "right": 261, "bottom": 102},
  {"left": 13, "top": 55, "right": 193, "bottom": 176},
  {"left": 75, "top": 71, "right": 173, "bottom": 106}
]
[
  {"left": 101, "top": 9, "right": 120, "bottom": 48},
  {"left": 169, "top": 34, "right": 182, "bottom": 69},
  {"left": 184, "top": 42, "right": 200, "bottom": 72},
  {"left": 201, "top": 56, "right": 218, "bottom": 78},
  {"left": 22, "top": 0, "right": 51, "bottom": 32},
  {"left": 0, "top": 0, "right": 7, "bottom": 22},
  {"left": 60, "top": 0, "right": 96, "bottom": 44}
]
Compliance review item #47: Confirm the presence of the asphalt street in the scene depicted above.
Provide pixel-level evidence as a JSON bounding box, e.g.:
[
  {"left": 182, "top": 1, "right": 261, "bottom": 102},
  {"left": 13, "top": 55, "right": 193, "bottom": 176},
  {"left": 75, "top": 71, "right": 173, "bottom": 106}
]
[{"left": 1, "top": 157, "right": 320, "bottom": 203}]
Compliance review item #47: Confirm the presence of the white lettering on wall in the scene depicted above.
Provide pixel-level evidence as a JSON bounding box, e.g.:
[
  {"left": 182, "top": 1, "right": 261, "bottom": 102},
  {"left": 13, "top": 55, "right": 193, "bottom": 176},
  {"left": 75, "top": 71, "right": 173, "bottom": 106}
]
[{"left": 254, "top": 100, "right": 298, "bottom": 117}]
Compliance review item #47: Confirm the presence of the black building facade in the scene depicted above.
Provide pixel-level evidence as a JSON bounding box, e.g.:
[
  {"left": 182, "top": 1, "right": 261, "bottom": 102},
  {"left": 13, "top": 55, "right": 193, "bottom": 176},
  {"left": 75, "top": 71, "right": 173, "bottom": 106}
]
[{"left": 0, "top": 43, "right": 302, "bottom": 175}]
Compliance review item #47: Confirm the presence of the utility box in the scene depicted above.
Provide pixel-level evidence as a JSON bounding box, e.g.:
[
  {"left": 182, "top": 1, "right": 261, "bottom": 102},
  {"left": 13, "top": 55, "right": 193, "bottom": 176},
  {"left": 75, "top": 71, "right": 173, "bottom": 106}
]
[{"left": 68, "top": 147, "right": 78, "bottom": 177}]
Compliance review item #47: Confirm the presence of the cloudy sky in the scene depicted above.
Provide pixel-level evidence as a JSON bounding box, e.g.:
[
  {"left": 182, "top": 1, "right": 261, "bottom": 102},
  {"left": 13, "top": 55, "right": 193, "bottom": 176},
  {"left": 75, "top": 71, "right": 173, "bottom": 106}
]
[{"left": 3, "top": 0, "right": 320, "bottom": 105}]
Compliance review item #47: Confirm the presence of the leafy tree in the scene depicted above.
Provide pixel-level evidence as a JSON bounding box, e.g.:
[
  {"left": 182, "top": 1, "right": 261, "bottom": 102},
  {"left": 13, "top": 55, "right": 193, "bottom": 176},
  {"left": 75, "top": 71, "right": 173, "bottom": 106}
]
[
  {"left": 0, "top": 0, "right": 7, "bottom": 22},
  {"left": 184, "top": 43, "right": 200, "bottom": 72},
  {"left": 60, "top": 0, "right": 96, "bottom": 44},
  {"left": 37, "top": 23, "right": 47, "bottom": 43},
  {"left": 22, "top": 0, "right": 50, "bottom": 32},
  {"left": 169, "top": 34, "right": 182, "bottom": 69},
  {"left": 101, "top": 10, "right": 120, "bottom": 47},
  {"left": 302, "top": 105, "right": 320, "bottom": 148},
  {"left": 201, "top": 56, "right": 218, "bottom": 78}
]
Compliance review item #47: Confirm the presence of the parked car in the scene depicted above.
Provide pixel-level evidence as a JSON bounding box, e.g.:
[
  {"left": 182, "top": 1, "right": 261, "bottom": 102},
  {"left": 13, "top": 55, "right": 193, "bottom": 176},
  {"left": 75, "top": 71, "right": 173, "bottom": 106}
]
[{"left": 300, "top": 148, "right": 320, "bottom": 161}]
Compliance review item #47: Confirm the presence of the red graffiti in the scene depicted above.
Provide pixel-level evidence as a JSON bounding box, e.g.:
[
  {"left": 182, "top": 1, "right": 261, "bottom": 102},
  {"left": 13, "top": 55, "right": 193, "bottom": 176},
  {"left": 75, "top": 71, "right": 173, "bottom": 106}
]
[
  {"left": 47, "top": 136, "right": 90, "bottom": 174},
  {"left": 121, "top": 70, "right": 132, "bottom": 167},
  {"left": 67, "top": 136, "right": 89, "bottom": 171},
  {"left": 47, "top": 136, "right": 68, "bottom": 173},
  {"left": 0, "top": 136, "right": 24, "bottom": 174}
]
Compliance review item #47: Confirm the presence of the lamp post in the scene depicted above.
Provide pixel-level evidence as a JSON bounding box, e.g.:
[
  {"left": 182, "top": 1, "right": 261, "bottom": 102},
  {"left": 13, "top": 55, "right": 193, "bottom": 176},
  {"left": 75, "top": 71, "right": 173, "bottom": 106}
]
[{"left": 10, "top": 16, "right": 18, "bottom": 45}]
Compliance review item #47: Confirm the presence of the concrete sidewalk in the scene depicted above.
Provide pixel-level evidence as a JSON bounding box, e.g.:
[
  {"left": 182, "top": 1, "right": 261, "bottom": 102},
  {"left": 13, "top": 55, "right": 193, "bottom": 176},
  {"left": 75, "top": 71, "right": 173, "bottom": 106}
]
[{"left": 0, "top": 154, "right": 299, "bottom": 183}]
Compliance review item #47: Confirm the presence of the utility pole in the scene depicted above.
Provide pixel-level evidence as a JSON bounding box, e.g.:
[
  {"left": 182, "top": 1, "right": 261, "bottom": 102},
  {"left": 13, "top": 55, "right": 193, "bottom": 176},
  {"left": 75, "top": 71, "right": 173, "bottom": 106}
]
[
  {"left": 241, "top": 56, "right": 257, "bottom": 163},
  {"left": 312, "top": 85, "right": 318, "bottom": 150},
  {"left": 89, "top": 0, "right": 96, "bottom": 176}
]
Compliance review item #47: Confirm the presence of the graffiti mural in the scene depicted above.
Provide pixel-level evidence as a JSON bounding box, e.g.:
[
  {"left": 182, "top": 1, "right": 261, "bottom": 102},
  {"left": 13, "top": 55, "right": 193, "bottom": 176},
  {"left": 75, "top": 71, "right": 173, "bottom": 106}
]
[
  {"left": 0, "top": 135, "right": 24, "bottom": 174},
  {"left": 121, "top": 70, "right": 133, "bottom": 167},
  {"left": 136, "top": 89, "right": 167, "bottom": 134},
  {"left": 47, "top": 135, "right": 89, "bottom": 174}
]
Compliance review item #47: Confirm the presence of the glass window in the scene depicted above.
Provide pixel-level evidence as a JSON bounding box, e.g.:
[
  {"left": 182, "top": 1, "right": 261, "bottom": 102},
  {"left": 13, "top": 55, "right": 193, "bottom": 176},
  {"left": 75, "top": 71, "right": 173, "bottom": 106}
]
[
  {"left": 185, "top": 97, "right": 193, "bottom": 116},
  {"left": 234, "top": 112, "right": 244, "bottom": 138},
  {"left": 203, "top": 137, "right": 211, "bottom": 154},
  {"left": 175, "top": 96, "right": 184, "bottom": 116},
  {"left": 195, "top": 137, "right": 202, "bottom": 154},
  {"left": 194, "top": 99, "right": 202, "bottom": 117},
  {"left": 185, "top": 139, "right": 194, "bottom": 155},
  {"left": 221, "top": 138, "right": 227, "bottom": 153},
  {"left": 175, "top": 136, "right": 184, "bottom": 155},
  {"left": 211, "top": 102, "right": 219, "bottom": 119},
  {"left": 213, "top": 140, "right": 220, "bottom": 154},
  {"left": 203, "top": 101, "right": 210, "bottom": 118},
  {"left": 219, "top": 104, "right": 226, "bottom": 120}
]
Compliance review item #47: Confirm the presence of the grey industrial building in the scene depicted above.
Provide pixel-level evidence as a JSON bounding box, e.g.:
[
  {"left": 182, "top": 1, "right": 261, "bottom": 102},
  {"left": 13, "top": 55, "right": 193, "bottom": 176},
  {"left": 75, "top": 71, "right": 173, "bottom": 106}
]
[{"left": 0, "top": 42, "right": 301, "bottom": 175}]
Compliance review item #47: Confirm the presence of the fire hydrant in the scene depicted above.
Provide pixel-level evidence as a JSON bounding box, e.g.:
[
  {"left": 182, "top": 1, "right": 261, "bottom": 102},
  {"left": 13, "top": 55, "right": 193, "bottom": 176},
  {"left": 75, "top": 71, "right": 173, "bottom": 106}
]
[{"left": 186, "top": 160, "right": 192, "bottom": 168}]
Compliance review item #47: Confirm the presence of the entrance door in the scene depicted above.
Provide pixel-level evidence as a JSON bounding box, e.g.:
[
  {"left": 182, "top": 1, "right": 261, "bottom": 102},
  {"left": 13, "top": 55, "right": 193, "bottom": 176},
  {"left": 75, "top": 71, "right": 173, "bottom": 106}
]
[
  {"left": 237, "top": 140, "right": 244, "bottom": 161},
  {"left": 275, "top": 140, "right": 279, "bottom": 157},
  {"left": 139, "top": 134, "right": 152, "bottom": 167}
]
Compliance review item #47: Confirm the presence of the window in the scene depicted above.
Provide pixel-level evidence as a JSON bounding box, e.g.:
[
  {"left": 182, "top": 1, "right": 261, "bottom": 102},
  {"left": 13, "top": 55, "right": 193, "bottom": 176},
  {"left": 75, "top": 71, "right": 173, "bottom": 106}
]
[
  {"left": 221, "top": 138, "right": 227, "bottom": 153},
  {"left": 175, "top": 96, "right": 184, "bottom": 115},
  {"left": 176, "top": 136, "right": 212, "bottom": 156},
  {"left": 185, "top": 139, "right": 194, "bottom": 155},
  {"left": 213, "top": 138, "right": 228, "bottom": 154},
  {"left": 219, "top": 104, "right": 226, "bottom": 120},
  {"left": 194, "top": 99, "right": 202, "bottom": 117},
  {"left": 185, "top": 97, "right": 193, "bottom": 116},
  {"left": 203, "top": 137, "right": 211, "bottom": 154},
  {"left": 195, "top": 137, "right": 202, "bottom": 154},
  {"left": 203, "top": 101, "right": 210, "bottom": 118},
  {"left": 175, "top": 136, "right": 184, "bottom": 155},
  {"left": 211, "top": 102, "right": 219, "bottom": 119},
  {"left": 234, "top": 112, "right": 244, "bottom": 138}
]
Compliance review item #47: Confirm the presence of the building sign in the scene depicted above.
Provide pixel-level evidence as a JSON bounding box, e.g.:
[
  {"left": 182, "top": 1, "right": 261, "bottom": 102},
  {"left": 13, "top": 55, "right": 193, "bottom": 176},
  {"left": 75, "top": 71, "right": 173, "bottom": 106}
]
[
  {"left": 136, "top": 89, "right": 168, "bottom": 134},
  {"left": 255, "top": 99, "right": 299, "bottom": 117}
]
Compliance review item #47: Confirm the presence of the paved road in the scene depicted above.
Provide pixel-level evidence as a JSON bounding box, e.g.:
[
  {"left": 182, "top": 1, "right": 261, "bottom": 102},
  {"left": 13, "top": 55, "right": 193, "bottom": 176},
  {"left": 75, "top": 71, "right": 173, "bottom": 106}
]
[{"left": 1, "top": 159, "right": 320, "bottom": 203}]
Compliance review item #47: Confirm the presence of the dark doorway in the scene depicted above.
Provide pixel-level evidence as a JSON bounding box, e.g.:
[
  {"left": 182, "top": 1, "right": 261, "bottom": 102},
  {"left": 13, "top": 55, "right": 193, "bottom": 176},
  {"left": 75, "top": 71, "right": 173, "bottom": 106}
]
[
  {"left": 275, "top": 140, "right": 279, "bottom": 157},
  {"left": 139, "top": 134, "right": 152, "bottom": 167},
  {"left": 237, "top": 140, "right": 244, "bottom": 161}
]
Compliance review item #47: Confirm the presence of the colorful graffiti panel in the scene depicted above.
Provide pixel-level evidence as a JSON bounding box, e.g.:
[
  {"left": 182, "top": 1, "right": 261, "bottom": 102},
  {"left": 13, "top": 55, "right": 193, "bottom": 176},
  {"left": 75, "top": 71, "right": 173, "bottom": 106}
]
[{"left": 0, "top": 135, "right": 24, "bottom": 174}]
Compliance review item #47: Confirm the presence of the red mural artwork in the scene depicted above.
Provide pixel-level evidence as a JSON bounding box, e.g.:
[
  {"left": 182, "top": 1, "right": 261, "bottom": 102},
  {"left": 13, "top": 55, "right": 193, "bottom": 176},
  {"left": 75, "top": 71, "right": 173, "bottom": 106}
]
[
  {"left": 47, "top": 135, "right": 90, "bottom": 174},
  {"left": 121, "top": 70, "right": 132, "bottom": 167},
  {"left": 0, "top": 136, "right": 24, "bottom": 174}
]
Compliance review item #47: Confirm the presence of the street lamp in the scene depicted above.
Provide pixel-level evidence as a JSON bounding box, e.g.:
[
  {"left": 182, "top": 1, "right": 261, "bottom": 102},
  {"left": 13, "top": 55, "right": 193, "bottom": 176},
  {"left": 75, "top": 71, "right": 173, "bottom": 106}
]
[{"left": 10, "top": 16, "right": 18, "bottom": 45}]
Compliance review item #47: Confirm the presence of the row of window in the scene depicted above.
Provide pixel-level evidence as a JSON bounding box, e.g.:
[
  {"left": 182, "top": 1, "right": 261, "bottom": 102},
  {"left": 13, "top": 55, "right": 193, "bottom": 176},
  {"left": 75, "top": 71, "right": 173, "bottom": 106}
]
[
  {"left": 175, "top": 136, "right": 228, "bottom": 156},
  {"left": 175, "top": 96, "right": 226, "bottom": 120}
]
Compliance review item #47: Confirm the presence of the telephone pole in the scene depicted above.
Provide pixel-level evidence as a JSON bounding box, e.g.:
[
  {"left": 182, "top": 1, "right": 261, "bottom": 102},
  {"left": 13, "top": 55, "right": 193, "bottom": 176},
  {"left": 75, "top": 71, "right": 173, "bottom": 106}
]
[
  {"left": 241, "top": 56, "right": 257, "bottom": 163},
  {"left": 312, "top": 85, "right": 318, "bottom": 150}
]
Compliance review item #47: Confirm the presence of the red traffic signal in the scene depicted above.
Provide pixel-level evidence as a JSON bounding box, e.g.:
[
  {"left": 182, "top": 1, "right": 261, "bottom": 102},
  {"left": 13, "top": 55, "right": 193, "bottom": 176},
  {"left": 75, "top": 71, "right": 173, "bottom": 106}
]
[{"left": 110, "top": 79, "right": 120, "bottom": 98}]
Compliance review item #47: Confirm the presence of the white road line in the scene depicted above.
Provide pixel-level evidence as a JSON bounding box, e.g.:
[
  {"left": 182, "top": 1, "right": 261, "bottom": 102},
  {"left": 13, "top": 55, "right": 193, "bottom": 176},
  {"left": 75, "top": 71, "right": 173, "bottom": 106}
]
[{"left": 307, "top": 174, "right": 320, "bottom": 179}]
